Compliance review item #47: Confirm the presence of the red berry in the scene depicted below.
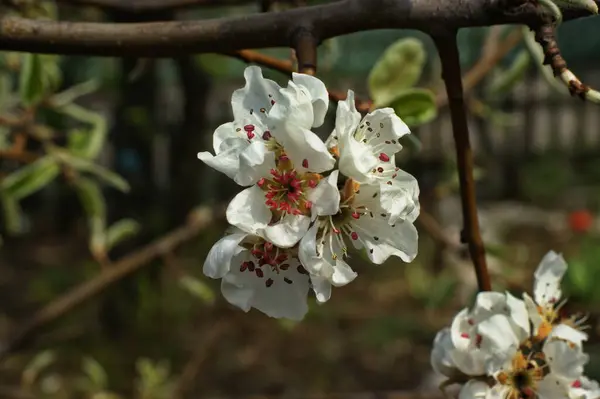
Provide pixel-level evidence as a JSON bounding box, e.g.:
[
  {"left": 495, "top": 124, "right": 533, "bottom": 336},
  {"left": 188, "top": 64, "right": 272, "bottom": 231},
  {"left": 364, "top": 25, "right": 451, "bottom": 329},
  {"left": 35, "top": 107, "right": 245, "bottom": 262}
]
[{"left": 568, "top": 210, "right": 594, "bottom": 233}]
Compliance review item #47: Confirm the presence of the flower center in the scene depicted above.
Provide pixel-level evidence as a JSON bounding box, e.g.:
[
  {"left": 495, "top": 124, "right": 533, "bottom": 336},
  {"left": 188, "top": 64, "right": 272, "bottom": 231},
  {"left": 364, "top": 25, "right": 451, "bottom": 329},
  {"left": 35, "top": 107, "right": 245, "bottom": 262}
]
[
  {"left": 497, "top": 351, "right": 546, "bottom": 399},
  {"left": 258, "top": 168, "right": 320, "bottom": 216},
  {"left": 240, "top": 240, "right": 309, "bottom": 288},
  {"left": 316, "top": 179, "right": 391, "bottom": 261}
]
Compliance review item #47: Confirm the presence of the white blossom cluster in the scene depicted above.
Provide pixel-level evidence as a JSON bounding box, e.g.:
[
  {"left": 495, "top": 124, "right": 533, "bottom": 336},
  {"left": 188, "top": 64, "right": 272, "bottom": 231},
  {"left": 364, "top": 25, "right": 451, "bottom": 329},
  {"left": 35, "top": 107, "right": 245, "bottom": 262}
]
[
  {"left": 197, "top": 66, "right": 420, "bottom": 320},
  {"left": 432, "top": 251, "right": 598, "bottom": 399}
]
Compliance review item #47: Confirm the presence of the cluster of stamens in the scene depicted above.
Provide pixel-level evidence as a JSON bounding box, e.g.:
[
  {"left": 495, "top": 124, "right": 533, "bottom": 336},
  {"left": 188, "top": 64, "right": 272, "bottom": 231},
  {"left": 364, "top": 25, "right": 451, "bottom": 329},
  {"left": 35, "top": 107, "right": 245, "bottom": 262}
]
[
  {"left": 258, "top": 167, "right": 319, "bottom": 216},
  {"left": 240, "top": 240, "right": 308, "bottom": 288},
  {"left": 496, "top": 349, "right": 546, "bottom": 399}
]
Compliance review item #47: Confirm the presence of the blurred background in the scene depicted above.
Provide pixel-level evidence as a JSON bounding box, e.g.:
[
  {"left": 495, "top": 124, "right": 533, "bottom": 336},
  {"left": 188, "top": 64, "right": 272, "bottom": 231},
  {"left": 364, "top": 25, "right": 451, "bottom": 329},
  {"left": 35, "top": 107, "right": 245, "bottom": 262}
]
[{"left": 1, "top": 1, "right": 600, "bottom": 398}]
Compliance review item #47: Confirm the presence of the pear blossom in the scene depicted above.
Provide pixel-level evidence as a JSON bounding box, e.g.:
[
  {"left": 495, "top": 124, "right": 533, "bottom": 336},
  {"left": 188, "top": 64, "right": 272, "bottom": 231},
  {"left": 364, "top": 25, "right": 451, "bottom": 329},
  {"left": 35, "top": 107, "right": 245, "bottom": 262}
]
[
  {"left": 298, "top": 176, "right": 418, "bottom": 288},
  {"left": 203, "top": 229, "right": 329, "bottom": 320},
  {"left": 467, "top": 317, "right": 588, "bottom": 399},
  {"left": 198, "top": 66, "right": 334, "bottom": 186},
  {"left": 521, "top": 251, "right": 589, "bottom": 343},
  {"left": 327, "top": 90, "right": 419, "bottom": 225}
]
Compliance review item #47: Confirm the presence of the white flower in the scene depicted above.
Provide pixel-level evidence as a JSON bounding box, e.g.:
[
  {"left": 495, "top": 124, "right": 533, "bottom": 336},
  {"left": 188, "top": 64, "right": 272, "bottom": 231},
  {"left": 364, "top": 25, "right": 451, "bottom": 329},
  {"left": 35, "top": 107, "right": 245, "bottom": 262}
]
[
  {"left": 225, "top": 166, "right": 340, "bottom": 249},
  {"left": 431, "top": 327, "right": 486, "bottom": 381},
  {"left": 198, "top": 66, "right": 334, "bottom": 186},
  {"left": 447, "top": 292, "right": 529, "bottom": 377},
  {"left": 522, "top": 251, "right": 588, "bottom": 343},
  {"left": 328, "top": 90, "right": 419, "bottom": 225},
  {"left": 299, "top": 177, "right": 418, "bottom": 288},
  {"left": 569, "top": 377, "right": 600, "bottom": 399},
  {"left": 470, "top": 313, "right": 588, "bottom": 399},
  {"left": 203, "top": 230, "right": 328, "bottom": 320}
]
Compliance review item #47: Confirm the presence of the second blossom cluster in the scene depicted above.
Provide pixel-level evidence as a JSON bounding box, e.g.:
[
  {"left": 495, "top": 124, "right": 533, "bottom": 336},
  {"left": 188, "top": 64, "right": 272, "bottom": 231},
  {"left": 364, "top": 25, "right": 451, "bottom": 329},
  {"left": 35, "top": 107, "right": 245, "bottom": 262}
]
[{"left": 198, "top": 66, "right": 420, "bottom": 320}]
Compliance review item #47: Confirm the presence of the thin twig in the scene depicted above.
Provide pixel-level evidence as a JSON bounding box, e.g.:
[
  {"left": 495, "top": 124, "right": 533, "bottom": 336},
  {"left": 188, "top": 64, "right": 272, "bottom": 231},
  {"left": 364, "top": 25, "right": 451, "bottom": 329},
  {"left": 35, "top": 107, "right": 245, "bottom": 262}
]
[
  {"left": 0, "top": 0, "right": 593, "bottom": 57},
  {"left": 172, "top": 319, "right": 230, "bottom": 399},
  {"left": 417, "top": 210, "right": 460, "bottom": 250},
  {"left": 436, "top": 27, "right": 523, "bottom": 107},
  {"left": 232, "top": 49, "right": 372, "bottom": 111},
  {"left": 433, "top": 32, "right": 491, "bottom": 292},
  {"left": 533, "top": 23, "right": 600, "bottom": 103},
  {"left": 0, "top": 206, "right": 223, "bottom": 361}
]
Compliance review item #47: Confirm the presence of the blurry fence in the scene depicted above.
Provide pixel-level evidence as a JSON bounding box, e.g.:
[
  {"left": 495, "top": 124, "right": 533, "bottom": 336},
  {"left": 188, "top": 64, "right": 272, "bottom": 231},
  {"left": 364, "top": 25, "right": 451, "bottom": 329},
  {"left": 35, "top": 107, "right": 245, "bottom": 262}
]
[{"left": 416, "top": 67, "right": 600, "bottom": 160}]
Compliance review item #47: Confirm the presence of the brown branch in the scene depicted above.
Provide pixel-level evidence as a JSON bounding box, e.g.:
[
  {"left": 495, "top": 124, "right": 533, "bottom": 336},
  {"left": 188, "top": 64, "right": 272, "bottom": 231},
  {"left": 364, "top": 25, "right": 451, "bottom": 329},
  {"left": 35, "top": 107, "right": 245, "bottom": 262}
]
[
  {"left": 0, "top": 0, "right": 592, "bottom": 57},
  {"left": 533, "top": 23, "right": 600, "bottom": 103},
  {"left": 0, "top": 206, "right": 223, "bottom": 361},
  {"left": 54, "top": 0, "right": 261, "bottom": 12},
  {"left": 433, "top": 32, "right": 491, "bottom": 292},
  {"left": 436, "top": 27, "right": 524, "bottom": 107},
  {"left": 293, "top": 28, "right": 317, "bottom": 75}
]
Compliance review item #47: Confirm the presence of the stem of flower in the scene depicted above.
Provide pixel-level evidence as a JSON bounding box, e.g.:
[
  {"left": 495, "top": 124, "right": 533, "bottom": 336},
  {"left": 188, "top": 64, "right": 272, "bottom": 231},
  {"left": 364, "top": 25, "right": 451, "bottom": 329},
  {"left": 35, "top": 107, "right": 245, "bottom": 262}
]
[
  {"left": 432, "top": 31, "right": 492, "bottom": 292},
  {"left": 292, "top": 28, "right": 317, "bottom": 75}
]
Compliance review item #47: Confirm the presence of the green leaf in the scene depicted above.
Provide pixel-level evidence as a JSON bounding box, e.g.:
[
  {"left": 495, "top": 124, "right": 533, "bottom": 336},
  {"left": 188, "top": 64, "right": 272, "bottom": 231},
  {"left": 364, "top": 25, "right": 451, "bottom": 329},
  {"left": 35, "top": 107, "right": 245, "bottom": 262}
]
[
  {"left": 22, "top": 350, "right": 56, "bottom": 387},
  {"left": 82, "top": 357, "right": 108, "bottom": 391},
  {"left": 19, "top": 53, "right": 45, "bottom": 106},
  {"left": 388, "top": 88, "right": 437, "bottom": 127},
  {"left": 106, "top": 219, "right": 141, "bottom": 250},
  {"left": 49, "top": 80, "right": 100, "bottom": 108},
  {"left": 368, "top": 37, "right": 427, "bottom": 107},
  {"left": 486, "top": 50, "right": 531, "bottom": 97},
  {"left": 56, "top": 103, "right": 107, "bottom": 160},
  {"left": 73, "top": 177, "right": 106, "bottom": 255},
  {"left": 0, "top": 190, "right": 23, "bottom": 235},
  {"left": 1, "top": 156, "right": 60, "bottom": 200},
  {"left": 50, "top": 149, "right": 130, "bottom": 192},
  {"left": 178, "top": 275, "right": 215, "bottom": 304}
]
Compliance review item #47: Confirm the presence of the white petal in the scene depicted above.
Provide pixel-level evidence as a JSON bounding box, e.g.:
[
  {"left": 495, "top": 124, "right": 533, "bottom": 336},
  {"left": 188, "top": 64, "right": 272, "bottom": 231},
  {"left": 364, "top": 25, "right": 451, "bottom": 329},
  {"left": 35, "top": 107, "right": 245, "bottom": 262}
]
[
  {"left": 550, "top": 323, "right": 588, "bottom": 347},
  {"left": 505, "top": 291, "right": 531, "bottom": 341},
  {"left": 534, "top": 250, "right": 568, "bottom": 305},
  {"left": 308, "top": 170, "right": 341, "bottom": 219},
  {"left": 523, "top": 292, "right": 545, "bottom": 333},
  {"left": 543, "top": 338, "right": 588, "bottom": 381},
  {"left": 459, "top": 380, "right": 490, "bottom": 399},
  {"left": 220, "top": 256, "right": 310, "bottom": 320},
  {"left": 269, "top": 81, "right": 314, "bottom": 129},
  {"left": 337, "top": 130, "right": 378, "bottom": 183},
  {"left": 203, "top": 233, "right": 248, "bottom": 279},
  {"left": 569, "top": 377, "right": 600, "bottom": 399},
  {"left": 362, "top": 108, "right": 410, "bottom": 144},
  {"left": 236, "top": 141, "right": 276, "bottom": 186},
  {"left": 292, "top": 72, "right": 329, "bottom": 128},
  {"left": 476, "top": 314, "right": 520, "bottom": 373},
  {"left": 310, "top": 275, "right": 332, "bottom": 303},
  {"left": 431, "top": 327, "right": 457, "bottom": 377},
  {"left": 212, "top": 122, "right": 239, "bottom": 152},
  {"left": 487, "top": 385, "right": 510, "bottom": 399},
  {"left": 450, "top": 308, "right": 472, "bottom": 351},
  {"left": 331, "top": 258, "right": 357, "bottom": 286},
  {"left": 299, "top": 224, "right": 326, "bottom": 275},
  {"left": 221, "top": 275, "right": 254, "bottom": 312},
  {"left": 538, "top": 374, "right": 571, "bottom": 399},
  {"left": 270, "top": 122, "right": 335, "bottom": 173},
  {"left": 197, "top": 137, "right": 249, "bottom": 180},
  {"left": 334, "top": 90, "right": 361, "bottom": 137},
  {"left": 354, "top": 217, "right": 419, "bottom": 263},
  {"left": 380, "top": 169, "right": 420, "bottom": 225},
  {"left": 226, "top": 185, "right": 271, "bottom": 235},
  {"left": 231, "top": 66, "right": 281, "bottom": 124},
  {"left": 263, "top": 214, "right": 311, "bottom": 248}
]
